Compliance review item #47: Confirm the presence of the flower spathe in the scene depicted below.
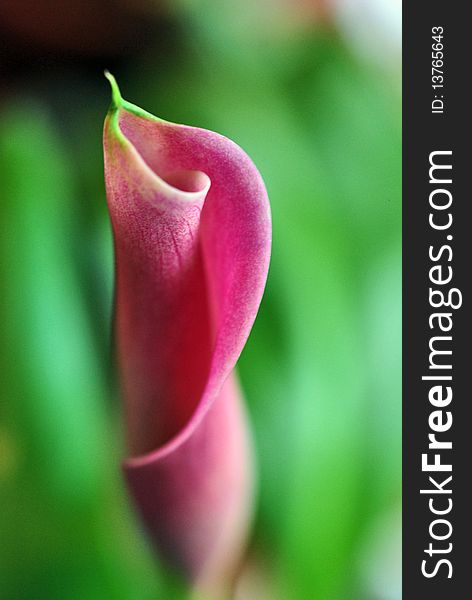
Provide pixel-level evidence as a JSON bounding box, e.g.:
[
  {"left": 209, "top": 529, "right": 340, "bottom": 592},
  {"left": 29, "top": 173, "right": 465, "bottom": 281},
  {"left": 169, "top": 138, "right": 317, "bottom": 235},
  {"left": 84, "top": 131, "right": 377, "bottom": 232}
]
[{"left": 103, "top": 73, "right": 271, "bottom": 595}]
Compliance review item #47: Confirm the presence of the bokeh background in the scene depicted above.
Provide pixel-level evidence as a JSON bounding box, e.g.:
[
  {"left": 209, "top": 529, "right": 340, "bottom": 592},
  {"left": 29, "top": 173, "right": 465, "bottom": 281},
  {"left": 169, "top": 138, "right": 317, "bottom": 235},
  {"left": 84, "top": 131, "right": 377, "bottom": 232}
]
[{"left": 0, "top": 1, "right": 401, "bottom": 599}]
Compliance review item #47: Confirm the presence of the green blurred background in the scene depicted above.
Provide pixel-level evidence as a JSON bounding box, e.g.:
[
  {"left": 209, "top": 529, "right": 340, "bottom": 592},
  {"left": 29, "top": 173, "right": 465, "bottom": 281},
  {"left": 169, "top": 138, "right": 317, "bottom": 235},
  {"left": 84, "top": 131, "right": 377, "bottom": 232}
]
[{"left": 0, "top": 1, "right": 401, "bottom": 599}]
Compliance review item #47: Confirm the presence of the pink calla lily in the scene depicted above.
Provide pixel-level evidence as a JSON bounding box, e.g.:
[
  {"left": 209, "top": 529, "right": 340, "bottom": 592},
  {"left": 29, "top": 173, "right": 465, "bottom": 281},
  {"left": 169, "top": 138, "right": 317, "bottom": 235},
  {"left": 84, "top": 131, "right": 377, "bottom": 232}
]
[{"left": 103, "top": 74, "right": 271, "bottom": 595}]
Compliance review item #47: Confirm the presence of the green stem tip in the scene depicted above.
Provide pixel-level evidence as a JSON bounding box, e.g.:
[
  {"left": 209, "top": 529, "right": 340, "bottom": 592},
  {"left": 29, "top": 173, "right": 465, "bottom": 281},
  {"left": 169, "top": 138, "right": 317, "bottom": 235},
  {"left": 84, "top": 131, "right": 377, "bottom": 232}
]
[{"left": 104, "top": 70, "right": 123, "bottom": 111}]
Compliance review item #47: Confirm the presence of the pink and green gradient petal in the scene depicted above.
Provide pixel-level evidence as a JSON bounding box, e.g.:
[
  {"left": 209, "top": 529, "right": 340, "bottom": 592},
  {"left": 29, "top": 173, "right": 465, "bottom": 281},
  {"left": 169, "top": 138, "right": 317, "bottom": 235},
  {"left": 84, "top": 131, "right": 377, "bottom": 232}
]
[{"left": 103, "top": 74, "right": 271, "bottom": 595}]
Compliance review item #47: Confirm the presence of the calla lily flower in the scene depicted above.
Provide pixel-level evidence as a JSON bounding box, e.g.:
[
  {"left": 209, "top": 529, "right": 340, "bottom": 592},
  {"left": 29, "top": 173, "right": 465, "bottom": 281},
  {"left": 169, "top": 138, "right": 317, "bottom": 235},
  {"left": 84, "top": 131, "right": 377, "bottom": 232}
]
[{"left": 103, "top": 74, "right": 271, "bottom": 596}]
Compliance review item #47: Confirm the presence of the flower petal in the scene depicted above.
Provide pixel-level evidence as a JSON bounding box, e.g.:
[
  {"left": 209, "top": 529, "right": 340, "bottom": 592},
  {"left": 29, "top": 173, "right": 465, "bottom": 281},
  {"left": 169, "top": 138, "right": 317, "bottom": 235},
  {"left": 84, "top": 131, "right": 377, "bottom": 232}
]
[{"left": 103, "top": 74, "right": 271, "bottom": 594}]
